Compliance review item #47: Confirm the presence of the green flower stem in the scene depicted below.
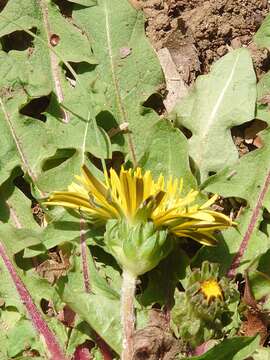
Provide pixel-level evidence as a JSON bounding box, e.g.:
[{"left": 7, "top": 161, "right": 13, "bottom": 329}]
[{"left": 121, "top": 269, "right": 137, "bottom": 360}]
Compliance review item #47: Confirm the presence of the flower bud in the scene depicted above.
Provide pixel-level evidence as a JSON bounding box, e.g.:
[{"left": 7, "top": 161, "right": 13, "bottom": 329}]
[{"left": 171, "top": 261, "right": 239, "bottom": 348}]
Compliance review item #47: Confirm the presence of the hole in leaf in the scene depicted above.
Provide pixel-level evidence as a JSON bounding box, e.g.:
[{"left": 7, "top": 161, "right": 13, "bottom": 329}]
[
  {"left": 0, "top": 0, "right": 8, "bottom": 12},
  {"left": 181, "top": 238, "right": 201, "bottom": 258},
  {"left": 1, "top": 28, "right": 36, "bottom": 52},
  {"left": 0, "top": 167, "right": 24, "bottom": 223},
  {"left": 143, "top": 93, "right": 166, "bottom": 115},
  {"left": 106, "top": 151, "right": 125, "bottom": 173},
  {"left": 96, "top": 110, "right": 125, "bottom": 147},
  {"left": 46, "top": 92, "right": 64, "bottom": 121},
  {"left": 260, "top": 209, "right": 270, "bottom": 236},
  {"left": 259, "top": 52, "right": 270, "bottom": 74},
  {"left": 62, "top": 61, "right": 96, "bottom": 85},
  {"left": 189, "top": 156, "right": 200, "bottom": 183},
  {"left": 96, "top": 111, "right": 119, "bottom": 132},
  {"left": 53, "top": 0, "right": 73, "bottom": 17},
  {"left": 40, "top": 298, "right": 52, "bottom": 315},
  {"left": 231, "top": 119, "right": 268, "bottom": 156},
  {"left": 213, "top": 196, "right": 247, "bottom": 220},
  {"left": 42, "top": 149, "right": 77, "bottom": 171},
  {"left": 86, "top": 153, "right": 106, "bottom": 172},
  {"left": 20, "top": 95, "right": 51, "bottom": 122},
  {"left": 90, "top": 245, "right": 120, "bottom": 273},
  {"left": 13, "top": 172, "right": 34, "bottom": 201},
  {"left": 32, "top": 202, "right": 45, "bottom": 226},
  {"left": 86, "top": 151, "right": 123, "bottom": 175},
  {"left": 179, "top": 125, "right": 192, "bottom": 139}
]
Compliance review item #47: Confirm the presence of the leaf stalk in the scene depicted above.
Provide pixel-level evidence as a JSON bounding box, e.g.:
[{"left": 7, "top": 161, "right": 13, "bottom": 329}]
[{"left": 0, "top": 241, "right": 67, "bottom": 360}]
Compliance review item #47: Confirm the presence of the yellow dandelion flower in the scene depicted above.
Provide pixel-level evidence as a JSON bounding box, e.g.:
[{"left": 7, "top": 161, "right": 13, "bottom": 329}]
[
  {"left": 44, "top": 165, "right": 234, "bottom": 246},
  {"left": 200, "top": 279, "right": 223, "bottom": 303}
]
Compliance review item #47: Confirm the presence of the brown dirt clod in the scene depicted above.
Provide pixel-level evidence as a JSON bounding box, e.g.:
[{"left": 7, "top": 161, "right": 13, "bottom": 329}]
[
  {"left": 139, "top": 0, "right": 270, "bottom": 82},
  {"left": 132, "top": 309, "right": 181, "bottom": 360}
]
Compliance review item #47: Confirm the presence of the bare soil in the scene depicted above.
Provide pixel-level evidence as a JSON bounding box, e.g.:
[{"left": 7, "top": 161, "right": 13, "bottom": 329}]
[{"left": 135, "top": 0, "right": 270, "bottom": 83}]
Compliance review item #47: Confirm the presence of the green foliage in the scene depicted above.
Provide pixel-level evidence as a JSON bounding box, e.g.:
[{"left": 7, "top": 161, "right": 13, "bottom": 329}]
[
  {"left": 188, "top": 335, "right": 260, "bottom": 360},
  {"left": 247, "top": 248, "right": 270, "bottom": 311},
  {"left": 256, "top": 71, "right": 270, "bottom": 124},
  {"left": 195, "top": 129, "right": 270, "bottom": 275},
  {"left": 139, "top": 119, "right": 197, "bottom": 188},
  {"left": 0, "top": 0, "right": 270, "bottom": 358},
  {"left": 254, "top": 13, "right": 270, "bottom": 49},
  {"left": 73, "top": 0, "right": 164, "bottom": 159},
  {"left": 61, "top": 289, "right": 122, "bottom": 354},
  {"left": 173, "top": 48, "right": 256, "bottom": 182}
]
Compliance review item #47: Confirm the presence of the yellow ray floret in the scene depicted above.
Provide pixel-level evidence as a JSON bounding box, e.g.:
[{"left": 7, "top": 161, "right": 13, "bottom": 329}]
[
  {"left": 44, "top": 165, "right": 234, "bottom": 246},
  {"left": 200, "top": 279, "right": 224, "bottom": 303}
]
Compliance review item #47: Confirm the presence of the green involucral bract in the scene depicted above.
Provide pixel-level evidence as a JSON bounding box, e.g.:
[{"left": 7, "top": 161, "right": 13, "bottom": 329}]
[
  {"left": 104, "top": 219, "right": 171, "bottom": 276},
  {"left": 171, "top": 261, "right": 240, "bottom": 348}
]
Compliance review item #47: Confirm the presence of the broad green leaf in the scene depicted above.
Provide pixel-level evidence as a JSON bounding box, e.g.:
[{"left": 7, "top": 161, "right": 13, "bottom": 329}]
[
  {"left": 66, "top": 321, "right": 94, "bottom": 356},
  {"left": 0, "top": 170, "right": 39, "bottom": 229},
  {"left": 202, "top": 129, "right": 270, "bottom": 211},
  {"left": 0, "top": 0, "right": 95, "bottom": 97},
  {"left": 0, "top": 52, "right": 111, "bottom": 192},
  {"left": 194, "top": 209, "right": 269, "bottom": 276},
  {"left": 41, "top": 209, "right": 82, "bottom": 249},
  {"left": 247, "top": 249, "right": 270, "bottom": 311},
  {"left": 252, "top": 347, "right": 270, "bottom": 360},
  {"left": 195, "top": 129, "right": 270, "bottom": 274},
  {"left": 174, "top": 48, "right": 256, "bottom": 181},
  {"left": 139, "top": 246, "right": 189, "bottom": 307},
  {"left": 0, "top": 255, "right": 25, "bottom": 310},
  {"left": 37, "top": 122, "right": 111, "bottom": 192},
  {"left": 40, "top": 209, "right": 105, "bottom": 251},
  {"left": 87, "top": 245, "right": 121, "bottom": 299},
  {"left": 0, "top": 309, "right": 22, "bottom": 359},
  {"left": 7, "top": 318, "right": 38, "bottom": 357},
  {"left": 0, "top": 3, "right": 109, "bottom": 190},
  {"left": 256, "top": 71, "right": 270, "bottom": 124},
  {"left": 0, "top": 82, "right": 53, "bottom": 190},
  {"left": 61, "top": 289, "right": 122, "bottom": 354},
  {"left": 0, "top": 224, "right": 42, "bottom": 255},
  {"left": 139, "top": 119, "right": 196, "bottom": 188},
  {"left": 0, "top": 51, "right": 28, "bottom": 88},
  {"left": 73, "top": 0, "right": 164, "bottom": 160},
  {"left": 189, "top": 336, "right": 260, "bottom": 360},
  {"left": 254, "top": 14, "right": 270, "bottom": 49},
  {"left": 62, "top": 241, "right": 120, "bottom": 299}
]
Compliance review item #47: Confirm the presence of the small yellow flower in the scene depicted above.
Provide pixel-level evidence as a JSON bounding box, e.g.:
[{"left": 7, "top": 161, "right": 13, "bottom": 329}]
[
  {"left": 200, "top": 279, "right": 223, "bottom": 303},
  {"left": 44, "top": 165, "right": 234, "bottom": 246}
]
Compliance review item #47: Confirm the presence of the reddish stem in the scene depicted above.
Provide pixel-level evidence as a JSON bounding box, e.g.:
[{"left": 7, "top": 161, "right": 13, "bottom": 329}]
[
  {"left": 227, "top": 170, "right": 270, "bottom": 278},
  {"left": 95, "top": 335, "right": 114, "bottom": 360},
  {"left": 0, "top": 241, "right": 67, "bottom": 360},
  {"left": 80, "top": 218, "right": 91, "bottom": 293},
  {"left": 79, "top": 218, "right": 113, "bottom": 360},
  {"left": 73, "top": 343, "right": 92, "bottom": 360}
]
